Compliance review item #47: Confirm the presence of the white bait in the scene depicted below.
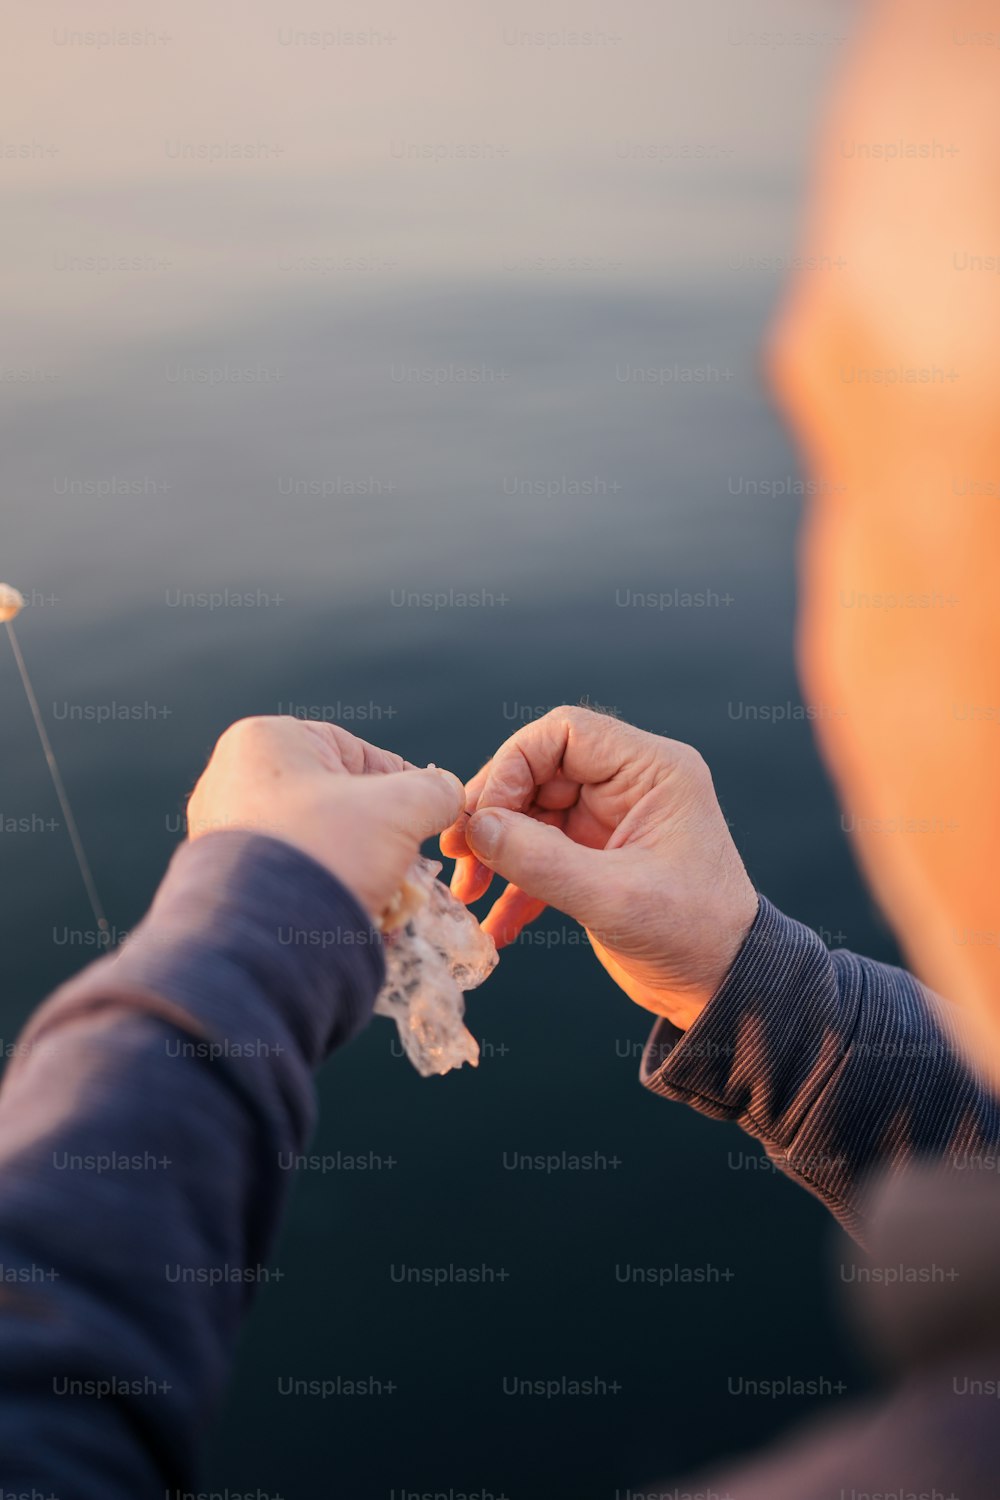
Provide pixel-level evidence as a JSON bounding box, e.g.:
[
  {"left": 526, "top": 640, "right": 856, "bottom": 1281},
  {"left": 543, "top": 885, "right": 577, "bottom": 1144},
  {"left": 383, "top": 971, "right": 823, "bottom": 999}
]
[{"left": 376, "top": 857, "right": 498, "bottom": 1076}]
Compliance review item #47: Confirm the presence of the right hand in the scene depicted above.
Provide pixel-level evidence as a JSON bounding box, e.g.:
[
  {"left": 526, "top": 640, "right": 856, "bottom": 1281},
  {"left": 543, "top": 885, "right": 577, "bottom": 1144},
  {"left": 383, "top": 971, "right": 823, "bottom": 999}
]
[
  {"left": 187, "top": 716, "right": 464, "bottom": 923},
  {"left": 440, "top": 707, "right": 758, "bottom": 1031}
]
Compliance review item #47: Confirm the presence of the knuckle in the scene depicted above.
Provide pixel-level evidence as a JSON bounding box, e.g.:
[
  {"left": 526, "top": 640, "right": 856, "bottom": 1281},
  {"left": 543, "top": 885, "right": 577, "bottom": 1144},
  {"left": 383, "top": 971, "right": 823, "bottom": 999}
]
[
  {"left": 535, "top": 704, "right": 590, "bottom": 731},
  {"left": 660, "top": 739, "right": 713, "bottom": 794},
  {"left": 216, "top": 715, "right": 278, "bottom": 759},
  {"left": 226, "top": 715, "right": 273, "bottom": 742},
  {"left": 686, "top": 752, "right": 714, "bottom": 793},
  {"left": 510, "top": 842, "right": 548, "bottom": 894},
  {"left": 668, "top": 738, "right": 706, "bottom": 774},
  {"left": 560, "top": 703, "right": 599, "bottom": 726},
  {"left": 682, "top": 743, "right": 710, "bottom": 776}
]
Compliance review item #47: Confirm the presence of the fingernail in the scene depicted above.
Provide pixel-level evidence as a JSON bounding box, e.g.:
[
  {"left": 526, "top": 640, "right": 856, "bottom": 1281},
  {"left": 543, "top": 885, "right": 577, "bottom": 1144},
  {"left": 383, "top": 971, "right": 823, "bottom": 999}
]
[{"left": 468, "top": 811, "right": 502, "bottom": 859}]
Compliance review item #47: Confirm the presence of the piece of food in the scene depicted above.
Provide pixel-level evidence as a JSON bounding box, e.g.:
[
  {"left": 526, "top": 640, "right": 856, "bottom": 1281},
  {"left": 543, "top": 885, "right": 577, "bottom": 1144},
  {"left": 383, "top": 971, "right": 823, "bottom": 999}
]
[{"left": 375, "top": 857, "right": 498, "bottom": 1076}]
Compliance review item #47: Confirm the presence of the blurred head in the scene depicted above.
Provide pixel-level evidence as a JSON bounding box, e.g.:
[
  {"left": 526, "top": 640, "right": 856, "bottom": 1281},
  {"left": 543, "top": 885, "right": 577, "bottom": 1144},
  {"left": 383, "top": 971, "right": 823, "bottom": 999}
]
[{"left": 767, "top": 0, "right": 1000, "bottom": 1084}]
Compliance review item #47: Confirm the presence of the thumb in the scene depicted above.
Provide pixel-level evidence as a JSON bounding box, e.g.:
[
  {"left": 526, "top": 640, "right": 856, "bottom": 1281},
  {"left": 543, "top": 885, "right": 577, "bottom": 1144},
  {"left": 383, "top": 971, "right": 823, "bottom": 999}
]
[
  {"left": 466, "top": 809, "right": 606, "bottom": 926},
  {"left": 375, "top": 766, "right": 466, "bottom": 845}
]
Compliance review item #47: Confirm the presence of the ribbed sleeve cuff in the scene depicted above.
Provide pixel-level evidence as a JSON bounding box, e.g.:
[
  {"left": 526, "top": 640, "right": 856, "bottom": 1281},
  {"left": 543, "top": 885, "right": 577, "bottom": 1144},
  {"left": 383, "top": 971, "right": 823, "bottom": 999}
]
[{"left": 639, "top": 895, "right": 859, "bottom": 1144}]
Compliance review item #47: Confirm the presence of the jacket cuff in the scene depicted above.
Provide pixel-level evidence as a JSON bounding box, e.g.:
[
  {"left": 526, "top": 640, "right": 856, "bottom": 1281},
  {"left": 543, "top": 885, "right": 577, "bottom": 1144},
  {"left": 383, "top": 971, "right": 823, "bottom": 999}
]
[{"left": 640, "top": 896, "right": 859, "bottom": 1146}]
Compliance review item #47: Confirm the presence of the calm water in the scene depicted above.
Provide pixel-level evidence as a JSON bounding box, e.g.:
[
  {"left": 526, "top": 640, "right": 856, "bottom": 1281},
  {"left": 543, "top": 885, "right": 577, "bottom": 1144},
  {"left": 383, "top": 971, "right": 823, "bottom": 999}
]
[{"left": 0, "top": 3, "right": 893, "bottom": 1494}]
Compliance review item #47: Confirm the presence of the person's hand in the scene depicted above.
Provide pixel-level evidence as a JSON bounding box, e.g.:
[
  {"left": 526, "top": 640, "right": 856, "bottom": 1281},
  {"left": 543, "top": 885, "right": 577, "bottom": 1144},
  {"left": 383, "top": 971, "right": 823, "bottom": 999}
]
[
  {"left": 187, "top": 716, "right": 464, "bottom": 921},
  {"left": 440, "top": 707, "right": 758, "bottom": 1030}
]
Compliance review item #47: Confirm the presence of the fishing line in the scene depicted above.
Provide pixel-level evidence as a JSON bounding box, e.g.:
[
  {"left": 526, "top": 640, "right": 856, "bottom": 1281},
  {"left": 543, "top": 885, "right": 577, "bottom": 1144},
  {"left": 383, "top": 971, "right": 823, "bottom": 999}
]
[{"left": 1, "top": 587, "right": 110, "bottom": 942}]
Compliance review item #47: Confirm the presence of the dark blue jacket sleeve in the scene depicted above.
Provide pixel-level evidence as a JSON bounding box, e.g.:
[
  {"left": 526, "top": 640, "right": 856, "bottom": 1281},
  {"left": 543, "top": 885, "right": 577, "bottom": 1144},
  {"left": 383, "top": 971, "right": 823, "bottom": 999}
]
[
  {"left": 641, "top": 896, "right": 1000, "bottom": 1243},
  {"left": 0, "top": 831, "right": 384, "bottom": 1498}
]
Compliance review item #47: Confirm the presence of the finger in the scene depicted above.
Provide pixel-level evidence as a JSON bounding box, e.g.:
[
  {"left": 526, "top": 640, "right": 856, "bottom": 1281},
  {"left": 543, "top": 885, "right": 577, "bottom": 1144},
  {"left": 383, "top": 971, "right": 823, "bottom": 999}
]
[
  {"left": 440, "top": 761, "right": 492, "bottom": 856},
  {"left": 441, "top": 762, "right": 575, "bottom": 860},
  {"left": 441, "top": 761, "right": 495, "bottom": 900},
  {"left": 481, "top": 884, "right": 547, "bottom": 949},
  {"left": 440, "top": 816, "right": 473, "bottom": 859},
  {"left": 449, "top": 852, "right": 493, "bottom": 904},
  {"left": 466, "top": 806, "right": 608, "bottom": 928},
  {"left": 534, "top": 773, "right": 581, "bottom": 811},
  {"left": 446, "top": 800, "right": 564, "bottom": 902},
  {"left": 297, "top": 720, "right": 419, "bottom": 776},
  {"left": 375, "top": 766, "right": 466, "bottom": 844},
  {"left": 476, "top": 707, "right": 642, "bottom": 815}
]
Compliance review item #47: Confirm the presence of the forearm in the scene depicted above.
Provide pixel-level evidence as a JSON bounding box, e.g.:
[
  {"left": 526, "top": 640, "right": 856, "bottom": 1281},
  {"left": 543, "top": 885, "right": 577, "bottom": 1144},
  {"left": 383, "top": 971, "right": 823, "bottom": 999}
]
[
  {"left": 0, "top": 832, "right": 383, "bottom": 1497},
  {"left": 641, "top": 897, "right": 1000, "bottom": 1243}
]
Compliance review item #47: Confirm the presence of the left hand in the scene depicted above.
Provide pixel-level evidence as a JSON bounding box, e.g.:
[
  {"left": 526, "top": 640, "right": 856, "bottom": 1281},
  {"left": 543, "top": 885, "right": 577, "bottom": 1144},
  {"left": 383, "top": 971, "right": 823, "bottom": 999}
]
[
  {"left": 186, "top": 716, "right": 465, "bottom": 920},
  {"left": 439, "top": 707, "right": 758, "bottom": 1030}
]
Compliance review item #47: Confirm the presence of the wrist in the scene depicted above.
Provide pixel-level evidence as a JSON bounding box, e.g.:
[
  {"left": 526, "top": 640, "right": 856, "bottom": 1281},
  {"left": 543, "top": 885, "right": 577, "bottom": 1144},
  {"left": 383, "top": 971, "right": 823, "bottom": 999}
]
[{"left": 671, "top": 886, "right": 761, "bottom": 1031}]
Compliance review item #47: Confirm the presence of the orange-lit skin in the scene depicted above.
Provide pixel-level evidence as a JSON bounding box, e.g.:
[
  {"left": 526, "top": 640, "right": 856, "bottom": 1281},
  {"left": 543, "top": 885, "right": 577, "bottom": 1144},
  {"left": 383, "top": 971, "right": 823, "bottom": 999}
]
[{"left": 769, "top": 0, "right": 1000, "bottom": 1075}]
